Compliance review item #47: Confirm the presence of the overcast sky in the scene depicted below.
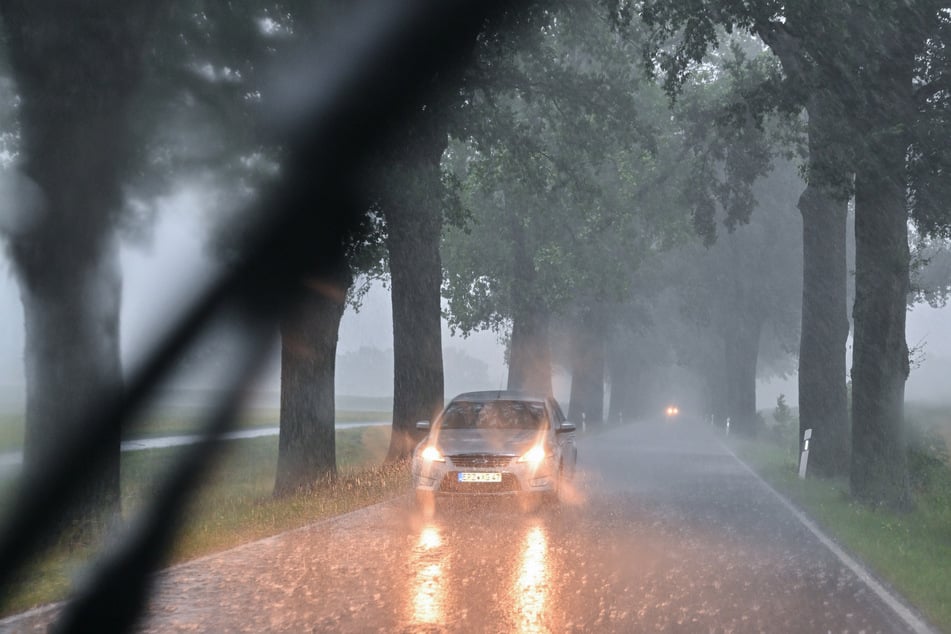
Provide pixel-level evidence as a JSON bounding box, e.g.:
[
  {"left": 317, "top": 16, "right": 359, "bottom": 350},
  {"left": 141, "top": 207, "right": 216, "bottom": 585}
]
[{"left": 0, "top": 191, "right": 949, "bottom": 410}]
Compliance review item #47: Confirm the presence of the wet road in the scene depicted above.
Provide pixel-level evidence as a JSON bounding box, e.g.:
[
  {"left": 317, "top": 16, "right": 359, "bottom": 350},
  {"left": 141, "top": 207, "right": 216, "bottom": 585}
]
[{"left": 2, "top": 420, "right": 930, "bottom": 633}]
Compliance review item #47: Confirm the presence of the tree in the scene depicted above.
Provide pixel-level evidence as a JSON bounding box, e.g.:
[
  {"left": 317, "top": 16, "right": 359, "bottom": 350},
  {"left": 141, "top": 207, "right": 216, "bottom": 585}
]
[
  {"left": 374, "top": 125, "right": 448, "bottom": 462},
  {"left": 444, "top": 4, "right": 689, "bottom": 406},
  {"left": 634, "top": 1, "right": 853, "bottom": 474},
  {"left": 639, "top": 1, "right": 951, "bottom": 507},
  {"left": 846, "top": 5, "right": 918, "bottom": 509},
  {"left": 910, "top": 234, "right": 951, "bottom": 308},
  {"left": 363, "top": 5, "right": 558, "bottom": 461},
  {"left": 274, "top": 265, "right": 352, "bottom": 494},
  {"left": 0, "top": 1, "right": 158, "bottom": 536},
  {"left": 145, "top": 1, "right": 390, "bottom": 490},
  {"left": 649, "top": 157, "right": 803, "bottom": 435},
  {"left": 829, "top": 2, "right": 951, "bottom": 508}
]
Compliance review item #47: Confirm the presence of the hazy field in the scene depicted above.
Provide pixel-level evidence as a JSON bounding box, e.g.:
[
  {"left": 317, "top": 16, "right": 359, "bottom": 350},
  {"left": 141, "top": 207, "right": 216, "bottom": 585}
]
[{"left": 0, "top": 390, "right": 393, "bottom": 453}]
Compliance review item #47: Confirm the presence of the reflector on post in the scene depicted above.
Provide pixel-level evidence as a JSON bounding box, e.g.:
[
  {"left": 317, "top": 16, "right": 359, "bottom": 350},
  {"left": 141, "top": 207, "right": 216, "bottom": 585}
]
[{"left": 798, "top": 428, "right": 812, "bottom": 479}]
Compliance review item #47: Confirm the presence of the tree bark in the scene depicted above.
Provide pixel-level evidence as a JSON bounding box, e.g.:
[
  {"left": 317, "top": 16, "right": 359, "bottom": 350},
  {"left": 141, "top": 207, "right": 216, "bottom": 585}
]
[
  {"left": 568, "top": 311, "right": 604, "bottom": 425},
  {"left": 383, "top": 134, "right": 446, "bottom": 462},
  {"left": 798, "top": 94, "right": 852, "bottom": 477},
  {"left": 2, "top": 2, "right": 153, "bottom": 536},
  {"left": 851, "top": 176, "right": 911, "bottom": 508},
  {"left": 849, "top": 33, "right": 914, "bottom": 510},
  {"left": 506, "top": 204, "right": 552, "bottom": 396},
  {"left": 274, "top": 271, "right": 351, "bottom": 495},
  {"left": 507, "top": 303, "right": 553, "bottom": 396}
]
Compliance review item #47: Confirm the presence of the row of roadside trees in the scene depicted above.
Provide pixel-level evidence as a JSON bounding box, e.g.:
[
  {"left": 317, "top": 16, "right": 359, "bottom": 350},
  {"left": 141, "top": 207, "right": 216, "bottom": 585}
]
[{"left": 1, "top": 0, "right": 950, "bottom": 545}]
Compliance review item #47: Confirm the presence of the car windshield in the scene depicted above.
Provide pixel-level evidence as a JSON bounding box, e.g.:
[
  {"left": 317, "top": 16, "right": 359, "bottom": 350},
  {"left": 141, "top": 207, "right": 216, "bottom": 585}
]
[
  {"left": 439, "top": 401, "right": 549, "bottom": 430},
  {"left": 3, "top": 3, "right": 951, "bottom": 633}
]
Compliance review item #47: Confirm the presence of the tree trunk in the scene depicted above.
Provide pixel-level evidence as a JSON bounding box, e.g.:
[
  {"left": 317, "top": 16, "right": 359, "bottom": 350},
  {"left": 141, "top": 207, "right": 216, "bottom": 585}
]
[
  {"left": 851, "top": 176, "right": 911, "bottom": 508},
  {"left": 506, "top": 206, "right": 551, "bottom": 396},
  {"left": 723, "top": 316, "right": 762, "bottom": 436},
  {"left": 568, "top": 311, "right": 604, "bottom": 425},
  {"left": 798, "top": 94, "right": 852, "bottom": 478},
  {"left": 507, "top": 304, "right": 553, "bottom": 396},
  {"left": 18, "top": 244, "right": 123, "bottom": 535},
  {"left": 606, "top": 345, "right": 633, "bottom": 423},
  {"left": 383, "top": 144, "right": 446, "bottom": 462},
  {"left": 849, "top": 36, "right": 914, "bottom": 510},
  {"left": 3, "top": 2, "right": 153, "bottom": 536},
  {"left": 274, "top": 271, "right": 351, "bottom": 495}
]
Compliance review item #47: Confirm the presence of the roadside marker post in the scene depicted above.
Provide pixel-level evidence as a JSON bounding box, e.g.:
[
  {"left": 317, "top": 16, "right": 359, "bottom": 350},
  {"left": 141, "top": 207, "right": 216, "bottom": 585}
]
[{"left": 798, "top": 428, "right": 812, "bottom": 479}]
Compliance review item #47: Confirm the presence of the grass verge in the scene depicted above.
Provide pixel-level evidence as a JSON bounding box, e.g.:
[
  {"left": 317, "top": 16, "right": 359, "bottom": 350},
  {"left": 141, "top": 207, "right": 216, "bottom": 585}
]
[
  {"left": 731, "top": 436, "right": 951, "bottom": 632},
  {"left": 1, "top": 425, "right": 409, "bottom": 617}
]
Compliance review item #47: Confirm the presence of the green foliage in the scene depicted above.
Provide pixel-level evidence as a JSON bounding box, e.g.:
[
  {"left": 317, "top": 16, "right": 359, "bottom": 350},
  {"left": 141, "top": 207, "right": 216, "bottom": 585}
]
[
  {"left": 907, "top": 424, "right": 951, "bottom": 498},
  {"left": 909, "top": 232, "right": 951, "bottom": 308},
  {"left": 442, "top": 3, "right": 695, "bottom": 338},
  {"left": 669, "top": 36, "right": 791, "bottom": 243},
  {"left": 637, "top": 0, "right": 951, "bottom": 239},
  {"left": 125, "top": 1, "right": 389, "bottom": 278},
  {"left": 773, "top": 393, "right": 792, "bottom": 426}
]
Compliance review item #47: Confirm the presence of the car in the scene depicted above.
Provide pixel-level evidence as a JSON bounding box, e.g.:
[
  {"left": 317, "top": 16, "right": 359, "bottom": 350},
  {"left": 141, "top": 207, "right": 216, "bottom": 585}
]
[{"left": 412, "top": 390, "right": 577, "bottom": 511}]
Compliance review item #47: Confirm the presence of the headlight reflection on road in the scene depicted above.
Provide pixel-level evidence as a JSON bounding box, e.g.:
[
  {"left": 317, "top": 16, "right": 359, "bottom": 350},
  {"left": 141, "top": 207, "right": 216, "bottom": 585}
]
[
  {"left": 515, "top": 524, "right": 550, "bottom": 633},
  {"left": 411, "top": 523, "right": 446, "bottom": 625}
]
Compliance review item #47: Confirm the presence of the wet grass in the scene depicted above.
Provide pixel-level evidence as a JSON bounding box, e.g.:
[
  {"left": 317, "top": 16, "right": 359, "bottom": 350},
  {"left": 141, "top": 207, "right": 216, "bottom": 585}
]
[
  {"left": 1, "top": 425, "right": 410, "bottom": 617},
  {"left": 733, "top": 432, "right": 951, "bottom": 633}
]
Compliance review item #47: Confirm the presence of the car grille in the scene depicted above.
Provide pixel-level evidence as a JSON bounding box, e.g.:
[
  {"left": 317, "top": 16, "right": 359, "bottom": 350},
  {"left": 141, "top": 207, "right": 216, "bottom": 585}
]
[
  {"left": 449, "top": 454, "right": 514, "bottom": 468},
  {"left": 439, "top": 472, "right": 521, "bottom": 493}
]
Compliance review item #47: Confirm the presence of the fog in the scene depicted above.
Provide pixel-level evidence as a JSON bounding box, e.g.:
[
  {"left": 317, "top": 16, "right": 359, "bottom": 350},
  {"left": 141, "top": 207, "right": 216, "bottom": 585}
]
[{"left": 0, "top": 194, "right": 947, "bottom": 411}]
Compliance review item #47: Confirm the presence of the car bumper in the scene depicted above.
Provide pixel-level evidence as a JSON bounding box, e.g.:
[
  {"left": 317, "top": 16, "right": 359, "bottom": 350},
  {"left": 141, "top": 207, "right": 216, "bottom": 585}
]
[{"left": 412, "top": 455, "right": 556, "bottom": 495}]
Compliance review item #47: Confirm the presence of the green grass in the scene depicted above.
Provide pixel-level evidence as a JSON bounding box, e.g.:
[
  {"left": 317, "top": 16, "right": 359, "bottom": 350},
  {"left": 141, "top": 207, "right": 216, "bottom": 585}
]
[
  {"left": 1, "top": 425, "right": 409, "bottom": 617},
  {"left": 732, "top": 432, "right": 951, "bottom": 632}
]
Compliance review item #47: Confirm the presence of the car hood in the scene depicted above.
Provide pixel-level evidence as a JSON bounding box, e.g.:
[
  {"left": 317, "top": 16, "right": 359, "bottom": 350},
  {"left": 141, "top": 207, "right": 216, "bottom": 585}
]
[{"left": 431, "top": 428, "right": 546, "bottom": 456}]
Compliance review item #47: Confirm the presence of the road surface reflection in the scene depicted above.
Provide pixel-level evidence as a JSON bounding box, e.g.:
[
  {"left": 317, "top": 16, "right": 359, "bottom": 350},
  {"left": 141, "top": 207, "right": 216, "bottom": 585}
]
[
  {"left": 404, "top": 511, "right": 555, "bottom": 632},
  {"left": 514, "top": 522, "right": 550, "bottom": 633},
  {"left": 409, "top": 523, "right": 447, "bottom": 626}
]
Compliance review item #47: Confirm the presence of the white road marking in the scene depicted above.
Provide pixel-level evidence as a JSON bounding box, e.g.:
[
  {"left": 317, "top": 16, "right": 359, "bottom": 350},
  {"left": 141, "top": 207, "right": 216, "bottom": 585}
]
[{"left": 722, "top": 441, "right": 936, "bottom": 634}]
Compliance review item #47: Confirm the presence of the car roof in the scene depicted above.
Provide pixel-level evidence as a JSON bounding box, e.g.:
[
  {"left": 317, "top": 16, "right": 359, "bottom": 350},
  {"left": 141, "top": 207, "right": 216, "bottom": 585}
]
[{"left": 448, "top": 390, "right": 550, "bottom": 404}]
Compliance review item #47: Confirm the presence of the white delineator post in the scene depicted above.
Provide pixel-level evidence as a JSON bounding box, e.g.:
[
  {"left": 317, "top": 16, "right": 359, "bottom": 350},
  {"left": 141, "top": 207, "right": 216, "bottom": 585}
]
[{"left": 799, "top": 428, "right": 812, "bottom": 479}]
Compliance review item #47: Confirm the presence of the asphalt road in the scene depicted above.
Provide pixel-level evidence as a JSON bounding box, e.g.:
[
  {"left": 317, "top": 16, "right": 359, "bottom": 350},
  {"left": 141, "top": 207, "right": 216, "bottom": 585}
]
[{"left": 2, "top": 419, "right": 931, "bottom": 633}]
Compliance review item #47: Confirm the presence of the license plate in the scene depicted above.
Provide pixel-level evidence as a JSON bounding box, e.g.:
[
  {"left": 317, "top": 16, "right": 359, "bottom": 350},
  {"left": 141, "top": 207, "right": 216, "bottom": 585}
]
[{"left": 458, "top": 472, "right": 502, "bottom": 483}]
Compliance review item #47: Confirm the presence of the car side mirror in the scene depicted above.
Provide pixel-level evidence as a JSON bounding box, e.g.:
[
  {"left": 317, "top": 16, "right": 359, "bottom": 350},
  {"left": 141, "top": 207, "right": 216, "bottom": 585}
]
[
  {"left": 557, "top": 421, "right": 576, "bottom": 433},
  {"left": 415, "top": 420, "right": 431, "bottom": 431}
]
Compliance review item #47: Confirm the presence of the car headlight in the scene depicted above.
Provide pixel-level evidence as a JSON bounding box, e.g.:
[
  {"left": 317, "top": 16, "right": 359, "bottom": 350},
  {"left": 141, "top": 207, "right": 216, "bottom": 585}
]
[
  {"left": 518, "top": 445, "right": 547, "bottom": 465},
  {"left": 420, "top": 445, "right": 445, "bottom": 463}
]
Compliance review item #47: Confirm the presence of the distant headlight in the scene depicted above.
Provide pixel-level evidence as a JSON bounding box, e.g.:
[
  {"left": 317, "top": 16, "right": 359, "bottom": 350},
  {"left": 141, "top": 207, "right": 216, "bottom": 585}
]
[
  {"left": 518, "top": 445, "right": 547, "bottom": 465},
  {"left": 420, "top": 446, "right": 445, "bottom": 463}
]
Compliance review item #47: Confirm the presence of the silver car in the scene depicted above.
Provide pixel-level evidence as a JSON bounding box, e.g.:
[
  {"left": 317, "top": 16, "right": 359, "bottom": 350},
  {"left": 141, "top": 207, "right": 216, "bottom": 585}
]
[{"left": 412, "top": 391, "right": 577, "bottom": 510}]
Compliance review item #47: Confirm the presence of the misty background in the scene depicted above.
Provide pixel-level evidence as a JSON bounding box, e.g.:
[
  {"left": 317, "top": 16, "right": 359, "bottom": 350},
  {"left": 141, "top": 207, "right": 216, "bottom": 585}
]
[{"left": 0, "top": 189, "right": 947, "bottom": 412}]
